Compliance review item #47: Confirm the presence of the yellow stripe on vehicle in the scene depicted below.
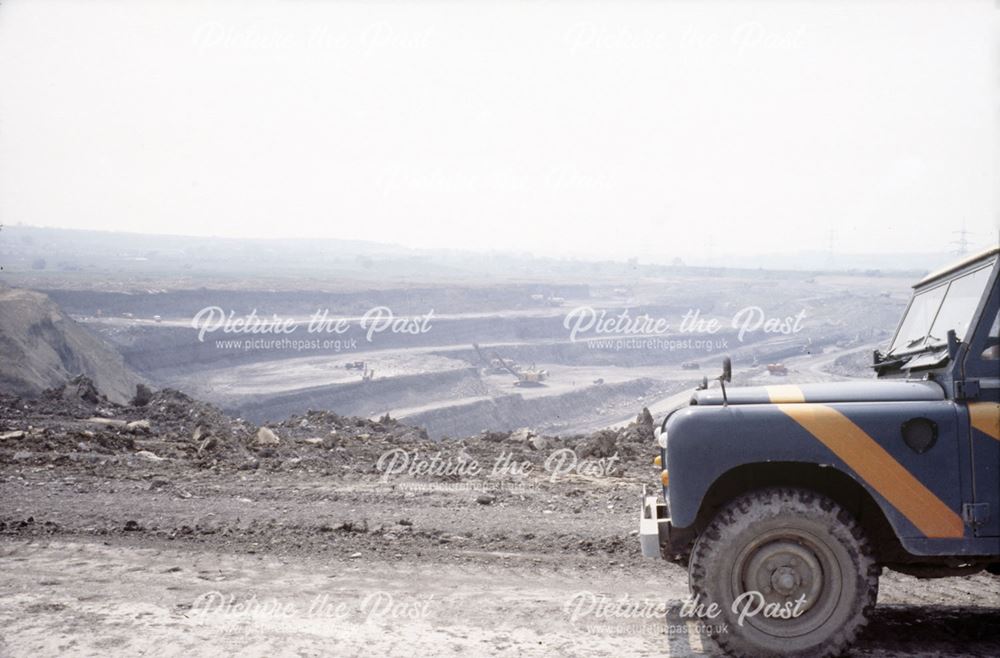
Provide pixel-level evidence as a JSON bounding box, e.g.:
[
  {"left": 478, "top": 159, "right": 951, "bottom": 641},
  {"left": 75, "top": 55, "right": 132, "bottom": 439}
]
[
  {"left": 775, "top": 402, "right": 965, "bottom": 539},
  {"left": 968, "top": 402, "right": 1000, "bottom": 441},
  {"left": 765, "top": 385, "right": 806, "bottom": 403}
]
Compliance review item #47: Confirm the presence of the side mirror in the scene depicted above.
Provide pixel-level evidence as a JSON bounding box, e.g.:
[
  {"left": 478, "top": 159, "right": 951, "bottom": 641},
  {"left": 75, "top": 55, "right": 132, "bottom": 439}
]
[{"left": 717, "top": 356, "right": 732, "bottom": 405}]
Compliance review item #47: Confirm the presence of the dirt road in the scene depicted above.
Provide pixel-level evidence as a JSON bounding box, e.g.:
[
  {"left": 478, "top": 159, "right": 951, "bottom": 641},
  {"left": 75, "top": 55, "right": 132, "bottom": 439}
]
[
  {"left": 1, "top": 538, "right": 998, "bottom": 657},
  {"left": 2, "top": 459, "right": 998, "bottom": 657}
]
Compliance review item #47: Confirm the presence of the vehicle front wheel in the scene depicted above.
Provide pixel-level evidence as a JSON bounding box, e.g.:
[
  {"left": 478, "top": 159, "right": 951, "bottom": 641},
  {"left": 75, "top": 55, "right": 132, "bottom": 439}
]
[{"left": 688, "top": 487, "right": 878, "bottom": 658}]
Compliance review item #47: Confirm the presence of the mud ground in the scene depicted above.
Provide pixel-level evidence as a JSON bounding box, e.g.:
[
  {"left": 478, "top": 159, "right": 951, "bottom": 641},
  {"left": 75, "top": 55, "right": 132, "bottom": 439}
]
[{"left": 2, "top": 458, "right": 998, "bottom": 657}]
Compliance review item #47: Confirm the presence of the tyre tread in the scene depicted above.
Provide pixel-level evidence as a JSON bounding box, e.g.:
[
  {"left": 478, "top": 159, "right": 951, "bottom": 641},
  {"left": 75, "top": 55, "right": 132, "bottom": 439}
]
[{"left": 688, "top": 487, "right": 879, "bottom": 658}]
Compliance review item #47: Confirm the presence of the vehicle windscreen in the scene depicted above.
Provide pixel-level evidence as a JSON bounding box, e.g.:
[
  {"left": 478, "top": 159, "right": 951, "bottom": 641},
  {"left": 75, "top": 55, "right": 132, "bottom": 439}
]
[
  {"left": 890, "top": 284, "right": 947, "bottom": 353},
  {"left": 889, "top": 264, "right": 994, "bottom": 355}
]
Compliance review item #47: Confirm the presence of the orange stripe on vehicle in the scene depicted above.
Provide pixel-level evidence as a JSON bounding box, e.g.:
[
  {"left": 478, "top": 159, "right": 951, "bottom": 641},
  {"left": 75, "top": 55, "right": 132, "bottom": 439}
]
[
  {"left": 776, "top": 403, "right": 965, "bottom": 539},
  {"left": 765, "top": 385, "right": 805, "bottom": 403},
  {"left": 968, "top": 402, "right": 1000, "bottom": 441}
]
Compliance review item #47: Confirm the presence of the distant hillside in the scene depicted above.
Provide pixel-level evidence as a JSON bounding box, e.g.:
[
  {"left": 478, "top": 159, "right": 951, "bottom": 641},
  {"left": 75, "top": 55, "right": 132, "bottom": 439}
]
[
  {"left": 0, "top": 224, "right": 955, "bottom": 287},
  {"left": 0, "top": 285, "right": 142, "bottom": 404}
]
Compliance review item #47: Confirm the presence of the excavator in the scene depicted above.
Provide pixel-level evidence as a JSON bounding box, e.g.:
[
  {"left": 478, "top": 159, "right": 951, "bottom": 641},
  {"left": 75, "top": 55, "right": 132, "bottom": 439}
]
[{"left": 472, "top": 343, "right": 548, "bottom": 387}]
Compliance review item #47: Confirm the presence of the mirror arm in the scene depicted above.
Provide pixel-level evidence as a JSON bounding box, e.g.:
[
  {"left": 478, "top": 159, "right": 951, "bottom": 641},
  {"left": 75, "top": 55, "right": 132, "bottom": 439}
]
[{"left": 946, "top": 329, "right": 960, "bottom": 360}]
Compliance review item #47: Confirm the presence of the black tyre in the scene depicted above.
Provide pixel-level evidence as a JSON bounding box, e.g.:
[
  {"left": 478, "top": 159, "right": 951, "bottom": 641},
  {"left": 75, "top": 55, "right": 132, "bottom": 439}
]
[{"left": 688, "top": 487, "right": 879, "bottom": 657}]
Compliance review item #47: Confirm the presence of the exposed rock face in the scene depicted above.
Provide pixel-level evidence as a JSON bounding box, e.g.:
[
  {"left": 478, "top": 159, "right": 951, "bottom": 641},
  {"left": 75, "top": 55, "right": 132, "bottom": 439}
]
[{"left": 0, "top": 287, "right": 143, "bottom": 404}]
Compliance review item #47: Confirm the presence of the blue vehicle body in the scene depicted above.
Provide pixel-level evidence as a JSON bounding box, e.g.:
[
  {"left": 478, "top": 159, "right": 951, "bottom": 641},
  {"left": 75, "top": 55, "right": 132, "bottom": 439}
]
[{"left": 641, "top": 247, "right": 1000, "bottom": 571}]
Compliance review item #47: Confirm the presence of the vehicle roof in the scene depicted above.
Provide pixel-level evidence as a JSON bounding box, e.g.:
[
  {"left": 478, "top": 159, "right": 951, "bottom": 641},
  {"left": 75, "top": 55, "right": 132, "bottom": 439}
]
[{"left": 914, "top": 246, "right": 999, "bottom": 288}]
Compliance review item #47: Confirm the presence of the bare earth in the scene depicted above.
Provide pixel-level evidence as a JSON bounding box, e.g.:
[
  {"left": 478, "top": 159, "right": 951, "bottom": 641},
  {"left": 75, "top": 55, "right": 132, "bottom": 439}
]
[{"left": 1, "top": 463, "right": 998, "bottom": 658}]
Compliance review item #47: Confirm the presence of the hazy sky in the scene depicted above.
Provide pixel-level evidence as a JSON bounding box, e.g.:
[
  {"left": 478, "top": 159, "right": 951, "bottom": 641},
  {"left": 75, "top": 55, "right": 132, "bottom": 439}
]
[{"left": 0, "top": 1, "right": 997, "bottom": 260}]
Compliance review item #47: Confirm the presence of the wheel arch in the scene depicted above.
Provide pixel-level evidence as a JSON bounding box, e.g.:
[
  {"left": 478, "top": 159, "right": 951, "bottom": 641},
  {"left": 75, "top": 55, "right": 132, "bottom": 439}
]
[{"left": 692, "top": 462, "right": 905, "bottom": 563}]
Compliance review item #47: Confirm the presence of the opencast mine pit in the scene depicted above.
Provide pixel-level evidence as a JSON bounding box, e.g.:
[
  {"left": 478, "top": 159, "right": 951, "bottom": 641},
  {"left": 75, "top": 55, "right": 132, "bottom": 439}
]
[{"left": 55, "top": 272, "right": 910, "bottom": 439}]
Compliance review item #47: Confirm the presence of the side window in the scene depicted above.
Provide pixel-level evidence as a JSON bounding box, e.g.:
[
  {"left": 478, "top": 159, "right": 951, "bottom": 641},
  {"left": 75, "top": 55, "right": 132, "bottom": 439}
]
[
  {"left": 965, "top": 276, "right": 1000, "bottom": 377},
  {"left": 982, "top": 312, "right": 999, "bottom": 361}
]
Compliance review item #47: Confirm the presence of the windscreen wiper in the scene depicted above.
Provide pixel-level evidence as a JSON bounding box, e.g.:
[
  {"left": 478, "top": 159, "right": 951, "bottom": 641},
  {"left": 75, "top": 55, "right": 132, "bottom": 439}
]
[
  {"left": 884, "top": 333, "right": 943, "bottom": 360},
  {"left": 877, "top": 339, "right": 948, "bottom": 370}
]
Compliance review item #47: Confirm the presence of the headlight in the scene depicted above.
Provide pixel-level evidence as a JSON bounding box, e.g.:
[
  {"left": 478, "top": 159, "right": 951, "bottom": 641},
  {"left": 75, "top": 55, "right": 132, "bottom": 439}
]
[{"left": 654, "top": 425, "right": 667, "bottom": 449}]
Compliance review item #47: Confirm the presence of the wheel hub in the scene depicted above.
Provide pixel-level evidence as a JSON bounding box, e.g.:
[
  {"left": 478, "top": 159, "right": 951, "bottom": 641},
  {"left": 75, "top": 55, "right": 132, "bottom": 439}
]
[
  {"left": 743, "top": 540, "right": 824, "bottom": 614},
  {"left": 771, "top": 567, "right": 799, "bottom": 596}
]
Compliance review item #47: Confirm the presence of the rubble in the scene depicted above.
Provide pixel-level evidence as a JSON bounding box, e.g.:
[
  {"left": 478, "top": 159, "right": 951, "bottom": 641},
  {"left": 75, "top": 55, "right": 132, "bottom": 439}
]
[
  {"left": 126, "top": 420, "right": 152, "bottom": 434},
  {"left": 509, "top": 428, "right": 533, "bottom": 443},
  {"left": 528, "top": 435, "right": 550, "bottom": 451},
  {"left": 47, "top": 375, "right": 103, "bottom": 406},
  {"left": 86, "top": 418, "right": 127, "bottom": 429},
  {"left": 578, "top": 429, "right": 619, "bottom": 459},
  {"left": 0, "top": 380, "right": 659, "bottom": 483},
  {"left": 131, "top": 383, "right": 154, "bottom": 407},
  {"left": 134, "top": 450, "right": 164, "bottom": 462},
  {"left": 0, "top": 378, "right": 704, "bottom": 618},
  {"left": 254, "top": 427, "right": 281, "bottom": 446}
]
